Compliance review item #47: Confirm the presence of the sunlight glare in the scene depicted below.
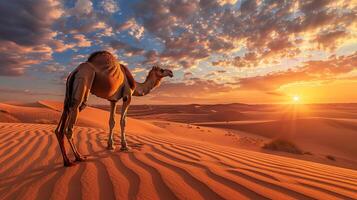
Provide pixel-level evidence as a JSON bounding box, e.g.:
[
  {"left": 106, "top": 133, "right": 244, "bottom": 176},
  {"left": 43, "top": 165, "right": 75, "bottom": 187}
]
[{"left": 293, "top": 95, "right": 300, "bottom": 103}]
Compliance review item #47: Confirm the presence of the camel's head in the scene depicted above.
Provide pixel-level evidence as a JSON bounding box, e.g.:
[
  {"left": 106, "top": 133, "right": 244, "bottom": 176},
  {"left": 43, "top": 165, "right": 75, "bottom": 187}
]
[{"left": 151, "top": 66, "right": 173, "bottom": 78}]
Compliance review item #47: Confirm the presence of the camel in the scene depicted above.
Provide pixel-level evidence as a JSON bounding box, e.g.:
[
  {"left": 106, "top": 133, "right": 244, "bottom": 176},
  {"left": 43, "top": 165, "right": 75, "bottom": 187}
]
[{"left": 55, "top": 50, "right": 173, "bottom": 167}]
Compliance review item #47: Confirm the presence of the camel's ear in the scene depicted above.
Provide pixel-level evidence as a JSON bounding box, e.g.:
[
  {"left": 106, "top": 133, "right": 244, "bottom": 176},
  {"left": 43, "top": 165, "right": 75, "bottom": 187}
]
[{"left": 152, "top": 66, "right": 159, "bottom": 70}]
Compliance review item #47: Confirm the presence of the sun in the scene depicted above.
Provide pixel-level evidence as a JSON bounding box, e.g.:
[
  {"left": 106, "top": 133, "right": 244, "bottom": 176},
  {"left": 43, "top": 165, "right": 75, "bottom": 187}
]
[{"left": 292, "top": 95, "right": 300, "bottom": 103}]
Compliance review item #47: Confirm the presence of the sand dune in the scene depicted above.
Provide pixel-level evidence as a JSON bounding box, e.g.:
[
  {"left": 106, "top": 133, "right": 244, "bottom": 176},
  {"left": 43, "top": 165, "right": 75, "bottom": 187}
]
[
  {"left": 38, "top": 100, "right": 171, "bottom": 135},
  {"left": 0, "top": 101, "right": 170, "bottom": 135},
  {"left": 195, "top": 117, "right": 357, "bottom": 161},
  {"left": 0, "top": 101, "right": 357, "bottom": 200},
  {"left": 0, "top": 122, "right": 356, "bottom": 200},
  {"left": 126, "top": 103, "right": 357, "bottom": 167},
  {"left": 0, "top": 102, "right": 61, "bottom": 124}
]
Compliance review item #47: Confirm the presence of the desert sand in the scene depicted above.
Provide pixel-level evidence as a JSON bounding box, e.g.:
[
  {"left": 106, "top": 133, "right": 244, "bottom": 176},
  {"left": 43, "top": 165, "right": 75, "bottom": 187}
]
[
  {"left": 0, "top": 101, "right": 356, "bottom": 200},
  {"left": 121, "top": 103, "right": 357, "bottom": 168}
]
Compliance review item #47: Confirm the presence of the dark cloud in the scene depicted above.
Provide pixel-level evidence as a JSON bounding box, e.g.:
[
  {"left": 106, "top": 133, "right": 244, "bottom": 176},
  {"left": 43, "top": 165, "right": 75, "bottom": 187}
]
[
  {"left": 0, "top": 41, "right": 52, "bottom": 76},
  {"left": 143, "top": 50, "right": 160, "bottom": 65},
  {"left": 314, "top": 29, "right": 348, "bottom": 49},
  {"left": 300, "top": 0, "right": 333, "bottom": 14},
  {"left": 0, "top": 0, "right": 62, "bottom": 46},
  {"left": 240, "top": 0, "right": 257, "bottom": 15},
  {"left": 0, "top": 0, "right": 63, "bottom": 76},
  {"left": 110, "top": 40, "right": 145, "bottom": 56}
]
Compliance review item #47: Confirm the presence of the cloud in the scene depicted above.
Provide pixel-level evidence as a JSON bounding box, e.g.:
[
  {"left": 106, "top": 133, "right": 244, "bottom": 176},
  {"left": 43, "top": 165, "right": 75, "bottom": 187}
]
[
  {"left": 314, "top": 29, "right": 349, "bottom": 49},
  {"left": 73, "top": 34, "right": 92, "bottom": 47},
  {"left": 2, "top": 0, "right": 355, "bottom": 77},
  {"left": 0, "top": 41, "right": 52, "bottom": 76},
  {"left": 142, "top": 50, "right": 160, "bottom": 65},
  {"left": 70, "top": 0, "right": 93, "bottom": 16},
  {"left": 0, "top": 0, "right": 63, "bottom": 46},
  {"left": 117, "top": 18, "right": 145, "bottom": 40},
  {"left": 238, "top": 52, "right": 357, "bottom": 91},
  {"left": 184, "top": 72, "right": 193, "bottom": 79},
  {"left": 148, "top": 78, "right": 232, "bottom": 99},
  {"left": 131, "top": 0, "right": 356, "bottom": 70},
  {"left": 48, "top": 39, "right": 75, "bottom": 53},
  {"left": 217, "top": 0, "right": 238, "bottom": 6},
  {"left": 212, "top": 53, "right": 261, "bottom": 68},
  {"left": 109, "top": 40, "right": 145, "bottom": 56},
  {"left": 101, "top": 0, "right": 119, "bottom": 14},
  {"left": 205, "top": 70, "right": 226, "bottom": 78},
  {"left": 0, "top": 0, "right": 356, "bottom": 105},
  {"left": 128, "top": 24, "right": 145, "bottom": 40},
  {"left": 131, "top": 67, "right": 146, "bottom": 74},
  {"left": 0, "top": 0, "right": 64, "bottom": 76},
  {"left": 40, "top": 63, "right": 66, "bottom": 73}
]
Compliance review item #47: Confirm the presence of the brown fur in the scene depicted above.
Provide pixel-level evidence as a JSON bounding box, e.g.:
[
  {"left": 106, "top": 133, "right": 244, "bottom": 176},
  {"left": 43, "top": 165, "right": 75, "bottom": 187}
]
[
  {"left": 120, "top": 64, "right": 136, "bottom": 90},
  {"left": 146, "top": 67, "right": 163, "bottom": 87},
  {"left": 87, "top": 50, "right": 114, "bottom": 62},
  {"left": 132, "top": 67, "right": 167, "bottom": 96},
  {"left": 88, "top": 51, "right": 135, "bottom": 90},
  {"left": 87, "top": 51, "right": 132, "bottom": 97}
]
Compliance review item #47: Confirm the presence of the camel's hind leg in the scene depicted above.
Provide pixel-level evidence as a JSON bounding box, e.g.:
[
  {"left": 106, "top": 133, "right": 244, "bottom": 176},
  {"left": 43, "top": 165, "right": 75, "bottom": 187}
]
[
  {"left": 66, "top": 76, "right": 93, "bottom": 162},
  {"left": 68, "top": 134, "right": 85, "bottom": 161},
  {"left": 120, "top": 95, "right": 131, "bottom": 151},
  {"left": 107, "top": 101, "right": 117, "bottom": 150},
  {"left": 55, "top": 117, "right": 73, "bottom": 166}
]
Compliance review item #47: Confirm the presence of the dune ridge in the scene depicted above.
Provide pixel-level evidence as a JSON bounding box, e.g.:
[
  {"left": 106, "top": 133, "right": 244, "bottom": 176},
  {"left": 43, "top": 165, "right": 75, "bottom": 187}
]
[{"left": 0, "top": 122, "right": 356, "bottom": 200}]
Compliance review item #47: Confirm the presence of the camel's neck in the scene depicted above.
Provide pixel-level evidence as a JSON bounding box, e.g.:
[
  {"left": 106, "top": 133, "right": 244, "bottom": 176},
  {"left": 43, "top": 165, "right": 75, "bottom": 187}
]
[{"left": 133, "top": 74, "right": 162, "bottom": 96}]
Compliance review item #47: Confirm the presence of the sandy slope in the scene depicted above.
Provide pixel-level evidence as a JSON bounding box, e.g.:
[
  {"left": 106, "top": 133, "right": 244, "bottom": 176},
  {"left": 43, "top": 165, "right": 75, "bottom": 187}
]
[
  {"left": 0, "top": 101, "right": 357, "bottom": 199},
  {"left": 194, "top": 118, "right": 357, "bottom": 161},
  {"left": 105, "top": 103, "right": 357, "bottom": 166},
  {"left": 38, "top": 100, "right": 171, "bottom": 135},
  {"left": 0, "top": 101, "right": 170, "bottom": 135},
  {"left": 0, "top": 122, "right": 357, "bottom": 200}
]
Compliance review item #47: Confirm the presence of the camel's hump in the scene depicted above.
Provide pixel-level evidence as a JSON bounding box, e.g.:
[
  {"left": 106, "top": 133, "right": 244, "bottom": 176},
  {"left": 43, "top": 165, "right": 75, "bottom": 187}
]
[{"left": 90, "top": 62, "right": 125, "bottom": 99}]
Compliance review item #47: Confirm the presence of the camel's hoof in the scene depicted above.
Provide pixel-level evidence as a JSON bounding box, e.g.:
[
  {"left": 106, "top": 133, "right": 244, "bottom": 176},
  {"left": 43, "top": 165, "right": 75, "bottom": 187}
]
[
  {"left": 75, "top": 156, "right": 87, "bottom": 162},
  {"left": 120, "top": 145, "right": 130, "bottom": 151},
  {"left": 64, "top": 161, "right": 76, "bottom": 167}
]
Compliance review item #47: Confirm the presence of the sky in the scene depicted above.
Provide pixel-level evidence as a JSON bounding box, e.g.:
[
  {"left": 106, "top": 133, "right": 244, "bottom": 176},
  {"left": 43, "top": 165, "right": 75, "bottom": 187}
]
[{"left": 0, "top": 0, "right": 356, "bottom": 105}]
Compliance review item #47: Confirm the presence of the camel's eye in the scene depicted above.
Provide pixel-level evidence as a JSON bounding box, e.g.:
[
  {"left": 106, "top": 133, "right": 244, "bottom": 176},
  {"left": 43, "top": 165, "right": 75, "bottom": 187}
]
[{"left": 160, "top": 69, "right": 164, "bottom": 73}]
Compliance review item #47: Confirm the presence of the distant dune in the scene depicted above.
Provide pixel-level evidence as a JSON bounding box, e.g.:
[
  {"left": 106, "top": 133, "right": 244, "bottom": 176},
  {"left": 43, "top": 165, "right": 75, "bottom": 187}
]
[
  {"left": 0, "top": 101, "right": 356, "bottom": 199},
  {"left": 97, "top": 103, "right": 357, "bottom": 168},
  {"left": 194, "top": 118, "right": 357, "bottom": 162},
  {"left": 38, "top": 100, "right": 170, "bottom": 135}
]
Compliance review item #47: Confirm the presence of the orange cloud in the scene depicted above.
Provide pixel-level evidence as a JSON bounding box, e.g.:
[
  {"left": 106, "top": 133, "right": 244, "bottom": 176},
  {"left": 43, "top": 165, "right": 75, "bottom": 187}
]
[{"left": 238, "top": 52, "right": 357, "bottom": 91}]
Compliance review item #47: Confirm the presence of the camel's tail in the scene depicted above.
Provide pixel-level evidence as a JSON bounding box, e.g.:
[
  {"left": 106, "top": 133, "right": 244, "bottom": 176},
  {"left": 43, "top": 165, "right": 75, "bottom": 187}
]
[
  {"left": 120, "top": 64, "right": 136, "bottom": 90},
  {"left": 55, "top": 71, "right": 77, "bottom": 135}
]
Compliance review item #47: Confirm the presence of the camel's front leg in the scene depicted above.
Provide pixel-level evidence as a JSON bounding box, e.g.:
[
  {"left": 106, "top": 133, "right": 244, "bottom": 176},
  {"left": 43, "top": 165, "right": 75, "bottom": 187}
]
[
  {"left": 107, "top": 101, "right": 117, "bottom": 150},
  {"left": 120, "top": 95, "right": 131, "bottom": 151}
]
